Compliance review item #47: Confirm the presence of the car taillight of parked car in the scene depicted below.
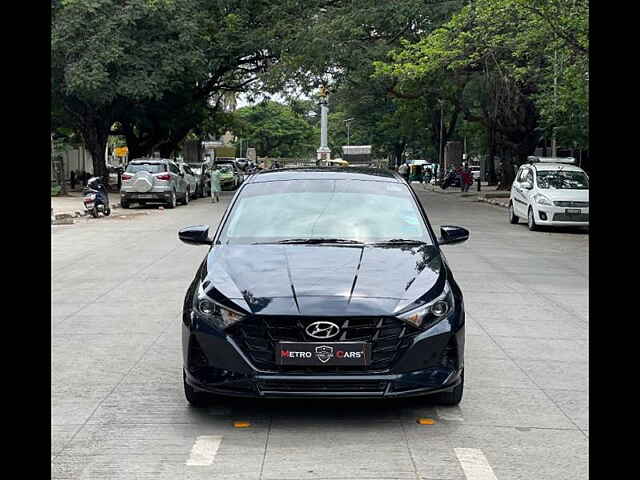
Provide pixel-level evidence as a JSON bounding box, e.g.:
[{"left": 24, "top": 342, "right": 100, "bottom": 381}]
[
  {"left": 121, "top": 174, "right": 132, "bottom": 180},
  {"left": 156, "top": 174, "right": 171, "bottom": 181}
]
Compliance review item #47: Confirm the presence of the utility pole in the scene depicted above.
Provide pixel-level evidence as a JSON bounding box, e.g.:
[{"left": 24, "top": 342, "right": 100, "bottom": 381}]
[
  {"left": 552, "top": 49, "right": 558, "bottom": 157},
  {"left": 439, "top": 100, "right": 444, "bottom": 175}
]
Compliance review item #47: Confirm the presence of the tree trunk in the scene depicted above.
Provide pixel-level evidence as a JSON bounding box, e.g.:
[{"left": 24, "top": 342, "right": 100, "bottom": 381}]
[
  {"left": 80, "top": 116, "right": 110, "bottom": 181},
  {"left": 486, "top": 125, "right": 497, "bottom": 185},
  {"left": 497, "top": 150, "right": 516, "bottom": 190}
]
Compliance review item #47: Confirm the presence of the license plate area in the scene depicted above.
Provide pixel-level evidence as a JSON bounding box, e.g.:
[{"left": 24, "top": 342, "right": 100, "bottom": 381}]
[
  {"left": 138, "top": 194, "right": 154, "bottom": 199},
  {"left": 276, "top": 342, "right": 370, "bottom": 366},
  {"left": 565, "top": 208, "right": 581, "bottom": 214}
]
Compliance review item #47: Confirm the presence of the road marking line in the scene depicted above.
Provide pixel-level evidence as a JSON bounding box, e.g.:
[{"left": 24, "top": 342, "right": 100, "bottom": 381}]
[
  {"left": 454, "top": 448, "right": 498, "bottom": 480},
  {"left": 437, "top": 407, "right": 464, "bottom": 421},
  {"left": 186, "top": 435, "right": 223, "bottom": 466}
]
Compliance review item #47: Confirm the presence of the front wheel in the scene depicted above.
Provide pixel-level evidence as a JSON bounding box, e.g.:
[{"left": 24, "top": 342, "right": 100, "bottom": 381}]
[
  {"left": 508, "top": 203, "right": 519, "bottom": 224},
  {"left": 104, "top": 207, "right": 111, "bottom": 216},
  {"left": 121, "top": 199, "right": 130, "bottom": 209},
  {"left": 182, "top": 189, "right": 190, "bottom": 205},
  {"left": 528, "top": 207, "right": 538, "bottom": 231}
]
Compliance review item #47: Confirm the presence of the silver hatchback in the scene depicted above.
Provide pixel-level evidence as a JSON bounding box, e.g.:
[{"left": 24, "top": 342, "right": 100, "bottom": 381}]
[{"left": 120, "top": 158, "right": 190, "bottom": 209}]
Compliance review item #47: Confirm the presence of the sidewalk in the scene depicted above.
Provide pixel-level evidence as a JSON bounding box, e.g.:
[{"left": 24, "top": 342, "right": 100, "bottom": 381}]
[
  {"left": 410, "top": 181, "right": 511, "bottom": 208},
  {"left": 50, "top": 190, "right": 148, "bottom": 224}
]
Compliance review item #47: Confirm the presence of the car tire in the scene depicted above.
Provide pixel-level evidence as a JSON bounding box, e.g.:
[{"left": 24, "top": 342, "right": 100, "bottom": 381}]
[
  {"left": 183, "top": 371, "right": 214, "bottom": 407},
  {"left": 167, "top": 191, "right": 177, "bottom": 209},
  {"left": 182, "top": 189, "right": 190, "bottom": 205},
  {"left": 508, "top": 202, "right": 519, "bottom": 224},
  {"left": 430, "top": 372, "right": 464, "bottom": 406},
  {"left": 121, "top": 199, "right": 130, "bottom": 209},
  {"left": 528, "top": 207, "right": 538, "bottom": 231}
]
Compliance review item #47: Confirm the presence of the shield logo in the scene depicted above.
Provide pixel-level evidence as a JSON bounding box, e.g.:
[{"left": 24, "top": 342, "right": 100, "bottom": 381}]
[{"left": 315, "top": 345, "right": 334, "bottom": 364}]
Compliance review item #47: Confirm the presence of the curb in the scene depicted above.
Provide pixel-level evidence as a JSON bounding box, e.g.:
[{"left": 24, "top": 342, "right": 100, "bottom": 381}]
[{"left": 478, "top": 197, "right": 509, "bottom": 208}]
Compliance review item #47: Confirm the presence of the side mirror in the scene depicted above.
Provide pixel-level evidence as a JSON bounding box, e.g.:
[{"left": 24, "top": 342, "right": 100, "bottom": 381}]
[
  {"left": 438, "top": 225, "right": 469, "bottom": 245},
  {"left": 179, "top": 225, "right": 212, "bottom": 245}
]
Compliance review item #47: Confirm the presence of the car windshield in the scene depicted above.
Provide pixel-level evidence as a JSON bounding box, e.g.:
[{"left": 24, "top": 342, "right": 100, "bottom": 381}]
[
  {"left": 218, "top": 165, "right": 233, "bottom": 174},
  {"left": 218, "top": 179, "right": 432, "bottom": 245},
  {"left": 126, "top": 163, "right": 165, "bottom": 174},
  {"left": 537, "top": 170, "right": 589, "bottom": 190}
]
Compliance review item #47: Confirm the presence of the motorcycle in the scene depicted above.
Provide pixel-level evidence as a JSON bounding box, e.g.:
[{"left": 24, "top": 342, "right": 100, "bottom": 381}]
[
  {"left": 83, "top": 177, "right": 111, "bottom": 218},
  {"left": 440, "top": 171, "right": 461, "bottom": 190}
]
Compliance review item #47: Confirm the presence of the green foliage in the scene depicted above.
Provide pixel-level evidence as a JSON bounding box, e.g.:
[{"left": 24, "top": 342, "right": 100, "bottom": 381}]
[
  {"left": 375, "top": 0, "right": 589, "bottom": 150},
  {"left": 234, "top": 101, "right": 317, "bottom": 158}
]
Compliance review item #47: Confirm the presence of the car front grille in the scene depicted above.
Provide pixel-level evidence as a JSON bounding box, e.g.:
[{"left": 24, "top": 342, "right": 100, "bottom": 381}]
[
  {"left": 552, "top": 213, "right": 589, "bottom": 222},
  {"left": 553, "top": 201, "right": 589, "bottom": 207},
  {"left": 228, "top": 316, "right": 419, "bottom": 372}
]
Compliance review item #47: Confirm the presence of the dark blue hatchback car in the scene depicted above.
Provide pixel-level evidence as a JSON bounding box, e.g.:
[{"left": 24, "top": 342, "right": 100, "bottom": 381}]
[{"left": 179, "top": 168, "right": 469, "bottom": 405}]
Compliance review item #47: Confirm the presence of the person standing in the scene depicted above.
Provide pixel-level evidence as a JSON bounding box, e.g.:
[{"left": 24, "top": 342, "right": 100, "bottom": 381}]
[
  {"left": 398, "top": 162, "right": 409, "bottom": 182},
  {"left": 210, "top": 167, "right": 222, "bottom": 203},
  {"left": 70, "top": 170, "right": 77, "bottom": 190},
  {"left": 461, "top": 165, "right": 473, "bottom": 192}
]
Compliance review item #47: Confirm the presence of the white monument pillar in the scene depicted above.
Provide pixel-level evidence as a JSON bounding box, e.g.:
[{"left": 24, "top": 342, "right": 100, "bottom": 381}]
[{"left": 317, "top": 87, "right": 331, "bottom": 162}]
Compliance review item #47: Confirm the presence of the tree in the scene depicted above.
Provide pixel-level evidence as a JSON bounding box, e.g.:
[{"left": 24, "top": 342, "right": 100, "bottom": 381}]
[
  {"left": 52, "top": 0, "right": 331, "bottom": 174},
  {"left": 373, "top": 0, "right": 588, "bottom": 188},
  {"left": 234, "top": 101, "right": 316, "bottom": 158},
  {"left": 52, "top": 0, "right": 211, "bottom": 176}
]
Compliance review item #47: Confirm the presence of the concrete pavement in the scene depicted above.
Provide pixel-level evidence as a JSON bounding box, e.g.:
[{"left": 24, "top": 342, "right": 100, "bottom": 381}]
[{"left": 51, "top": 187, "right": 588, "bottom": 479}]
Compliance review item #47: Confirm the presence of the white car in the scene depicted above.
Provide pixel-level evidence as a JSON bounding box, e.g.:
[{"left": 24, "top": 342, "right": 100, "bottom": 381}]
[
  {"left": 178, "top": 163, "right": 198, "bottom": 199},
  {"left": 508, "top": 157, "right": 589, "bottom": 230}
]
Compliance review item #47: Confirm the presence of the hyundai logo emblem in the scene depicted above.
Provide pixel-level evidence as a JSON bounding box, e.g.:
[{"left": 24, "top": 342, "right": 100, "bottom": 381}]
[{"left": 305, "top": 321, "right": 340, "bottom": 340}]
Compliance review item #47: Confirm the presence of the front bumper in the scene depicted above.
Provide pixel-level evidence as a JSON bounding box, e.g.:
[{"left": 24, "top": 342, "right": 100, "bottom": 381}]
[
  {"left": 183, "top": 312, "right": 465, "bottom": 399},
  {"left": 533, "top": 205, "right": 589, "bottom": 227}
]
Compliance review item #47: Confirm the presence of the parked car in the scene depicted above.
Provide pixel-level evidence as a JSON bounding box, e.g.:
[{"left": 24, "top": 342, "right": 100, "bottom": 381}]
[
  {"left": 215, "top": 161, "right": 242, "bottom": 190},
  {"left": 179, "top": 163, "right": 198, "bottom": 199},
  {"left": 178, "top": 167, "right": 469, "bottom": 406},
  {"left": 235, "top": 158, "right": 249, "bottom": 171},
  {"left": 187, "top": 161, "right": 211, "bottom": 198},
  {"left": 120, "top": 158, "right": 190, "bottom": 208},
  {"left": 509, "top": 157, "right": 589, "bottom": 230}
]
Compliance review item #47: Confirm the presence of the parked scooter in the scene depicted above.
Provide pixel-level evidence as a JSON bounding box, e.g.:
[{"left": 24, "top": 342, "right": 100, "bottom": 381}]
[{"left": 83, "top": 176, "right": 111, "bottom": 218}]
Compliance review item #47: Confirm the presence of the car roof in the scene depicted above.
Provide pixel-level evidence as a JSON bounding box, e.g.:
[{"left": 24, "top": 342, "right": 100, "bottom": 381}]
[
  {"left": 130, "top": 158, "right": 173, "bottom": 164},
  {"left": 524, "top": 163, "right": 585, "bottom": 172},
  {"left": 246, "top": 167, "right": 402, "bottom": 184}
]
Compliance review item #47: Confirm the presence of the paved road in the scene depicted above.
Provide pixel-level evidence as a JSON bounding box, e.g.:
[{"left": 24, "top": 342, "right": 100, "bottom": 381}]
[{"left": 51, "top": 187, "right": 588, "bottom": 479}]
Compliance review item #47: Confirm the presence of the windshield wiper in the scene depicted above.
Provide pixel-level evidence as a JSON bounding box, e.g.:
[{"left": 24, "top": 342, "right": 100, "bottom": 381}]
[
  {"left": 369, "top": 239, "right": 427, "bottom": 246},
  {"left": 254, "top": 238, "right": 364, "bottom": 245}
]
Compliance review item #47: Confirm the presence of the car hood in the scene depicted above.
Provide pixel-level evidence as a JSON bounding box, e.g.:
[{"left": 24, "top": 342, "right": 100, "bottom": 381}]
[
  {"left": 202, "top": 244, "right": 445, "bottom": 317},
  {"left": 538, "top": 189, "right": 589, "bottom": 202}
]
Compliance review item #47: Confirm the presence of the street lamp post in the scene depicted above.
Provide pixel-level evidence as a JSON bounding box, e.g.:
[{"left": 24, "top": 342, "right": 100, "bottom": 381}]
[{"left": 344, "top": 118, "right": 354, "bottom": 146}]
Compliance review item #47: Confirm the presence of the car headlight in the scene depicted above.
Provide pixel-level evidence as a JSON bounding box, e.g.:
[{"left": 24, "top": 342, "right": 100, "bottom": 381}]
[
  {"left": 193, "top": 286, "right": 245, "bottom": 329},
  {"left": 397, "top": 282, "right": 454, "bottom": 329},
  {"left": 533, "top": 194, "right": 552, "bottom": 206}
]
